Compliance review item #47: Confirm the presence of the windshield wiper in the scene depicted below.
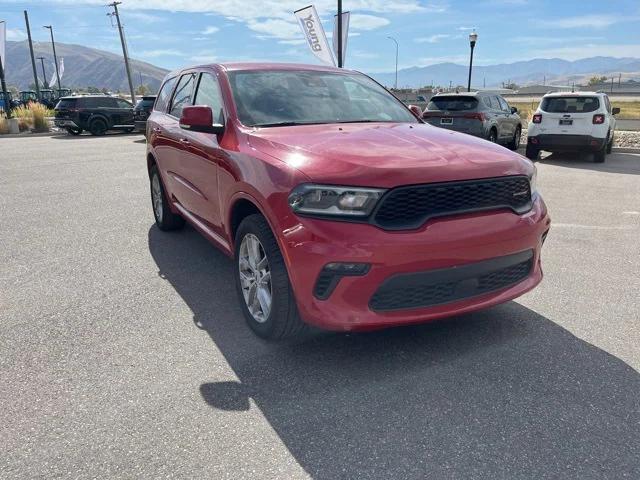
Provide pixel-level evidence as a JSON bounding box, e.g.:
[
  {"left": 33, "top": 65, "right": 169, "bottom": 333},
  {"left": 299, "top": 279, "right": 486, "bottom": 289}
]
[{"left": 252, "top": 121, "right": 324, "bottom": 128}]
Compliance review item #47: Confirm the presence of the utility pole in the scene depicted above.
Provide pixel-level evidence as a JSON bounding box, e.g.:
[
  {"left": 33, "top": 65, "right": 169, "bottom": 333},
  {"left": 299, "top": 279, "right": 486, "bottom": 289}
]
[
  {"left": 0, "top": 53, "right": 12, "bottom": 118},
  {"left": 24, "top": 11, "right": 41, "bottom": 100},
  {"left": 337, "top": 0, "right": 343, "bottom": 68},
  {"left": 37, "top": 57, "right": 47, "bottom": 89},
  {"left": 43, "top": 25, "right": 61, "bottom": 92},
  {"left": 108, "top": 2, "right": 136, "bottom": 103}
]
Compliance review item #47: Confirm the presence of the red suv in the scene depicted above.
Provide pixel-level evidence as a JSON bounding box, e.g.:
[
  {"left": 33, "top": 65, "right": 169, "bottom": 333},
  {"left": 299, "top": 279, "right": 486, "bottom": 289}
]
[{"left": 147, "top": 63, "right": 550, "bottom": 339}]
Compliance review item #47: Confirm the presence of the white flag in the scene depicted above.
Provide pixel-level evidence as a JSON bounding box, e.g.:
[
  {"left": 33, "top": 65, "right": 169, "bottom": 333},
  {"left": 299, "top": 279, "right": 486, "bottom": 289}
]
[
  {"left": 332, "top": 11, "right": 350, "bottom": 65},
  {"left": 0, "top": 21, "right": 6, "bottom": 69},
  {"left": 48, "top": 58, "right": 64, "bottom": 87},
  {"left": 294, "top": 5, "right": 335, "bottom": 67}
]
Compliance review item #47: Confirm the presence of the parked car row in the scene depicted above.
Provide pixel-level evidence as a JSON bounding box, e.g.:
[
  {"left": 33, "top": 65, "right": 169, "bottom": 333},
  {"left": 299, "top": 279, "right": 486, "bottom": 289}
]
[
  {"left": 53, "top": 94, "right": 156, "bottom": 136},
  {"left": 413, "top": 90, "right": 620, "bottom": 163}
]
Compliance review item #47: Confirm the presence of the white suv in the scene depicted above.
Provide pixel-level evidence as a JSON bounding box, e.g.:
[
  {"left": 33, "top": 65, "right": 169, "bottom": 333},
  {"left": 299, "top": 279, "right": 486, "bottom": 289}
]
[{"left": 526, "top": 91, "right": 619, "bottom": 163}]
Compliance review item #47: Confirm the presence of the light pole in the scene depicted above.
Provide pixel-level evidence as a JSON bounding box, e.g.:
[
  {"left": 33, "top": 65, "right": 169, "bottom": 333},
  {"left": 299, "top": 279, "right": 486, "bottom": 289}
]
[
  {"left": 387, "top": 36, "right": 398, "bottom": 90},
  {"left": 467, "top": 30, "right": 477, "bottom": 92},
  {"left": 37, "top": 57, "right": 47, "bottom": 89},
  {"left": 43, "top": 25, "right": 62, "bottom": 92}
]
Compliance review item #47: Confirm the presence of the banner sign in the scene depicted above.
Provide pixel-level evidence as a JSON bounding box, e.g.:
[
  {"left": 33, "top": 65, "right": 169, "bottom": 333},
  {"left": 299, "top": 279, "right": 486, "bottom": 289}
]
[
  {"left": 0, "top": 21, "right": 6, "bottom": 69},
  {"left": 332, "top": 11, "right": 350, "bottom": 65},
  {"left": 294, "top": 5, "right": 335, "bottom": 66},
  {"left": 49, "top": 58, "right": 64, "bottom": 87}
]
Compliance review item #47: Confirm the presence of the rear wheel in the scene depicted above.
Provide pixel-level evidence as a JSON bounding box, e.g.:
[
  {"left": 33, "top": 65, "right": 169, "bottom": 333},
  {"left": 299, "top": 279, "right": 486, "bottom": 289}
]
[
  {"left": 235, "top": 214, "right": 306, "bottom": 340},
  {"left": 507, "top": 126, "right": 521, "bottom": 150},
  {"left": 593, "top": 145, "right": 606, "bottom": 163},
  {"left": 124, "top": 127, "right": 135, "bottom": 133},
  {"left": 606, "top": 132, "right": 613, "bottom": 154},
  {"left": 525, "top": 144, "right": 539, "bottom": 161},
  {"left": 487, "top": 128, "right": 498, "bottom": 143},
  {"left": 89, "top": 118, "right": 107, "bottom": 136},
  {"left": 66, "top": 127, "right": 82, "bottom": 135},
  {"left": 150, "top": 165, "right": 185, "bottom": 231}
]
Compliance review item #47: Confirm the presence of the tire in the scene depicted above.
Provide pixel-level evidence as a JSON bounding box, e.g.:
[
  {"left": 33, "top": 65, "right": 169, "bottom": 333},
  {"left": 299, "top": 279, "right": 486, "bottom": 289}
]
[
  {"left": 124, "top": 127, "right": 135, "bottom": 133},
  {"left": 606, "top": 132, "right": 613, "bottom": 154},
  {"left": 593, "top": 145, "right": 606, "bottom": 163},
  {"left": 89, "top": 118, "right": 107, "bottom": 136},
  {"left": 508, "top": 126, "right": 521, "bottom": 150},
  {"left": 525, "top": 144, "right": 539, "bottom": 161},
  {"left": 149, "top": 165, "right": 185, "bottom": 231},
  {"left": 235, "top": 214, "right": 306, "bottom": 340},
  {"left": 66, "top": 127, "right": 82, "bottom": 135},
  {"left": 487, "top": 128, "right": 498, "bottom": 143}
]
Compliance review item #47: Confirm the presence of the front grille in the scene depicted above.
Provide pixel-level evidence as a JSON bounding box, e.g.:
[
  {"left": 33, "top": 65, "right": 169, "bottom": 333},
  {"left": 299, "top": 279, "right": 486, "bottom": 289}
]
[
  {"left": 369, "top": 250, "right": 533, "bottom": 312},
  {"left": 372, "top": 176, "right": 532, "bottom": 230}
]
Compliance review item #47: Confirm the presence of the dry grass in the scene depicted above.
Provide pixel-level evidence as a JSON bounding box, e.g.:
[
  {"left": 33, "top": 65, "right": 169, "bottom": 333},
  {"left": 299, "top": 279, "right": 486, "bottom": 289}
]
[
  {"left": 7, "top": 103, "right": 51, "bottom": 132},
  {"left": 0, "top": 113, "right": 9, "bottom": 134},
  {"left": 510, "top": 100, "right": 640, "bottom": 121}
]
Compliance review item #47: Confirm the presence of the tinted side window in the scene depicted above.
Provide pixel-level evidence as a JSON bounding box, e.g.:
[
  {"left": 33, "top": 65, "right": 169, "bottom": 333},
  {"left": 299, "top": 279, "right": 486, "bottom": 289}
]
[
  {"left": 56, "top": 99, "right": 77, "bottom": 109},
  {"left": 490, "top": 96, "right": 501, "bottom": 110},
  {"left": 194, "top": 73, "right": 225, "bottom": 123},
  {"left": 604, "top": 96, "right": 611, "bottom": 113},
  {"left": 154, "top": 76, "right": 177, "bottom": 112},
  {"left": 116, "top": 99, "right": 132, "bottom": 109},
  {"left": 482, "top": 96, "right": 492, "bottom": 109},
  {"left": 170, "top": 74, "right": 196, "bottom": 118}
]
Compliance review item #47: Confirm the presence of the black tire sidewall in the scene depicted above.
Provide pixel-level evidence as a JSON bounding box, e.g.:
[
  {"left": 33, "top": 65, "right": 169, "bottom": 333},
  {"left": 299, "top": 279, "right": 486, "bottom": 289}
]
[
  {"left": 90, "top": 118, "right": 107, "bottom": 136},
  {"left": 149, "top": 166, "right": 184, "bottom": 230},
  {"left": 234, "top": 215, "right": 294, "bottom": 339}
]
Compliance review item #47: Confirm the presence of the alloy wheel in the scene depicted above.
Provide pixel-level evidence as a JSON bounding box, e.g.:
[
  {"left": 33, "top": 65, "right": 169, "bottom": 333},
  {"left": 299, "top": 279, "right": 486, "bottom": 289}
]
[{"left": 238, "top": 234, "right": 272, "bottom": 323}]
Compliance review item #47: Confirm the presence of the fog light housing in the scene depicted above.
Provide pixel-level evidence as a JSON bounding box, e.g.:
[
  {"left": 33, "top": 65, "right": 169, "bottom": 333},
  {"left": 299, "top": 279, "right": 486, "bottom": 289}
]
[{"left": 314, "top": 263, "right": 371, "bottom": 299}]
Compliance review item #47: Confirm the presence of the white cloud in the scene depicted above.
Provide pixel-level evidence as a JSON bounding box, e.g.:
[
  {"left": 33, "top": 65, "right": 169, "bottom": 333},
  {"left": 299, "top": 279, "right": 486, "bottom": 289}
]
[
  {"left": 6, "top": 28, "right": 27, "bottom": 40},
  {"left": 201, "top": 26, "right": 219, "bottom": 35},
  {"left": 415, "top": 34, "right": 451, "bottom": 43},
  {"left": 246, "top": 18, "right": 301, "bottom": 40},
  {"left": 140, "top": 49, "right": 185, "bottom": 58},
  {"left": 349, "top": 14, "right": 390, "bottom": 31},
  {"left": 546, "top": 14, "right": 630, "bottom": 29},
  {"left": 124, "top": 11, "right": 165, "bottom": 23}
]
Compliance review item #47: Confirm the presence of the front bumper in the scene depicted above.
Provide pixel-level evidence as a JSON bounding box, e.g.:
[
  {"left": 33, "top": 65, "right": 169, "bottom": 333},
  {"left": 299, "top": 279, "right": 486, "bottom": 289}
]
[
  {"left": 280, "top": 196, "right": 550, "bottom": 331},
  {"left": 528, "top": 134, "right": 605, "bottom": 152}
]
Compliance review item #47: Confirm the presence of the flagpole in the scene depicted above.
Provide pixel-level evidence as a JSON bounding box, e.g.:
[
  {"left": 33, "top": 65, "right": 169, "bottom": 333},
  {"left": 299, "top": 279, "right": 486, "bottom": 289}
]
[
  {"left": 337, "top": 0, "right": 343, "bottom": 67},
  {"left": 43, "top": 25, "right": 62, "bottom": 92}
]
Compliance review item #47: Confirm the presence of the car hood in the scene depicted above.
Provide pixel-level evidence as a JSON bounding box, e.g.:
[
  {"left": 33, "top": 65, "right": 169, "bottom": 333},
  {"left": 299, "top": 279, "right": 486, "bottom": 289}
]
[{"left": 246, "top": 122, "right": 532, "bottom": 188}]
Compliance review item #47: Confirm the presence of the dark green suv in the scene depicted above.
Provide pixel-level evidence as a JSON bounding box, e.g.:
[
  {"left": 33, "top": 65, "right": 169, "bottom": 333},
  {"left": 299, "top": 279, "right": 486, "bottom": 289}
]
[{"left": 54, "top": 95, "right": 135, "bottom": 136}]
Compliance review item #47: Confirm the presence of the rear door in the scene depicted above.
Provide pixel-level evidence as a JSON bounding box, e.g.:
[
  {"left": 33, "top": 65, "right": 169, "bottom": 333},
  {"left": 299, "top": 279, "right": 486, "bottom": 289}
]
[
  {"left": 539, "top": 95, "right": 600, "bottom": 136},
  {"left": 497, "top": 96, "right": 516, "bottom": 139}
]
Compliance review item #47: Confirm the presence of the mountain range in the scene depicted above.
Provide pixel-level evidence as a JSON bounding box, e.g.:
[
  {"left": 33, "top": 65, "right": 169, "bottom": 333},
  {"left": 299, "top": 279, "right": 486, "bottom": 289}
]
[
  {"left": 4, "top": 40, "right": 169, "bottom": 92},
  {"left": 4, "top": 40, "right": 640, "bottom": 91}
]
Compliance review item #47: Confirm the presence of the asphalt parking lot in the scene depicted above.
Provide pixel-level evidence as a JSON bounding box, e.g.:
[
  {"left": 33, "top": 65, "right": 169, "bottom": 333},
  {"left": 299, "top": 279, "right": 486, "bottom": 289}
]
[{"left": 1, "top": 134, "right": 639, "bottom": 479}]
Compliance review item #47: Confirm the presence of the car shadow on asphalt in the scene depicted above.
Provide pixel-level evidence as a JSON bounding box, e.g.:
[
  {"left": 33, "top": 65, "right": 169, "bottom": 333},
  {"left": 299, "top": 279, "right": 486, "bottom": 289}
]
[
  {"left": 538, "top": 152, "right": 640, "bottom": 175},
  {"left": 50, "top": 132, "right": 143, "bottom": 140},
  {"left": 148, "top": 225, "right": 640, "bottom": 479}
]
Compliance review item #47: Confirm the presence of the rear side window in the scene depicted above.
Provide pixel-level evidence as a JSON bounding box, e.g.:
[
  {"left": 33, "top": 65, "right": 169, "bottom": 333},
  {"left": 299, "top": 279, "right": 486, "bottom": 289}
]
[
  {"left": 56, "top": 99, "right": 77, "bottom": 109},
  {"left": 194, "top": 73, "right": 225, "bottom": 124},
  {"left": 116, "top": 99, "right": 132, "bottom": 109},
  {"left": 498, "top": 96, "right": 510, "bottom": 112},
  {"left": 169, "top": 73, "right": 196, "bottom": 118},
  {"left": 427, "top": 96, "right": 478, "bottom": 111},
  {"left": 542, "top": 96, "right": 600, "bottom": 113},
  {"left": 154, "top": 77, "right": 177, "bottom": 112}
]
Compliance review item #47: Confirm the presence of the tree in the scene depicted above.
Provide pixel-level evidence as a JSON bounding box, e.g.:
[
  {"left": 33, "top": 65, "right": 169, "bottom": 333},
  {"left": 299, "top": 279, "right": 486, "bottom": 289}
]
[
  {"left": 588, "top": 75, "right": 608, "bottom": 86},
  {"left": 87, "top": 86, "right": 101, "bottom": 94},
  {"left": 136, "top": 84, "right": 149, "bottom": 96}
]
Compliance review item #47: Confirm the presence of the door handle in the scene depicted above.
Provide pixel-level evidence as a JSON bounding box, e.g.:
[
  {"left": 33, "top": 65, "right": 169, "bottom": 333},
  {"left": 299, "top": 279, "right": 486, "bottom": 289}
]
[{"left": 152, "top": 127, "right": 161, "bottom": 133}]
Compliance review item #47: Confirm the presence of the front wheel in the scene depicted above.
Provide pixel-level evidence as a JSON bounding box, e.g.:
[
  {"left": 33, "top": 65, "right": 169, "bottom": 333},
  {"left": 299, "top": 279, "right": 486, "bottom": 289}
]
[
  {"left": 66, "top": 127, "right": 82, "bottom": 135},
  {"left": 235, "top": 214, "right": 306, "bottom": 340}
]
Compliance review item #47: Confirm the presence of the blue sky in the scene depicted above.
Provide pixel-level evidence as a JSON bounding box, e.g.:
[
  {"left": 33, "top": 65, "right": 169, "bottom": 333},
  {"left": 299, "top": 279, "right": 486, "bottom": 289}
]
[{"left": 2, "top": 0, "right": 639, "bottom": 73}]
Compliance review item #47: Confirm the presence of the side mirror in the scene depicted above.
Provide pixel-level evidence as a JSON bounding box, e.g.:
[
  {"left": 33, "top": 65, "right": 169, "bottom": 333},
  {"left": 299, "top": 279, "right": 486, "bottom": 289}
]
[
  {"left": 612, "top": 107, "right": 620, "bottom": 115},
  {"left": 408, "top": 104, "right": 423, "bottom": 118},
  {"left": 180, "top": 105, "right": 224, "bottom": 134},
  {"left": 511, "top": 107, "right": 518, "bottom": 114}
]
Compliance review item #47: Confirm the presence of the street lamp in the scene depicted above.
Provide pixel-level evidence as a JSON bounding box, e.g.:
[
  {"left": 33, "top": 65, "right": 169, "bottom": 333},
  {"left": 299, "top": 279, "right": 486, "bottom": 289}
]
[
  {"left": 43, "top": 25, "right": 62, "bottom": 93},
  {"left": 467, "top": 30, "right": 477, "bottom": 92},
  {"left": 387, "top": 36, "right": 398, "bottom": 90}
]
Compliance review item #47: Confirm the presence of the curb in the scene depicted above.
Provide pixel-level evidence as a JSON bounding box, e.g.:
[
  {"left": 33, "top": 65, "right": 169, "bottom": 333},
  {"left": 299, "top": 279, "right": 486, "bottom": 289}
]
[
  {"left": 611, "top": 147, "right": 640, "bottom": 153},
  {"left": 0, "top": 131, "right": 66, "bottom": 139}
]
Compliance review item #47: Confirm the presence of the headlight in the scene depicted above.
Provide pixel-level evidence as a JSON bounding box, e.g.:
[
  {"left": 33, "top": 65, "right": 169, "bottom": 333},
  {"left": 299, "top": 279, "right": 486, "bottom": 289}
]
[
  {"left": 529, "top": 165, "right": 537, "bottom": 195},
  {"left": 288, "top": 184, "right": 386, "bottom": 217}
]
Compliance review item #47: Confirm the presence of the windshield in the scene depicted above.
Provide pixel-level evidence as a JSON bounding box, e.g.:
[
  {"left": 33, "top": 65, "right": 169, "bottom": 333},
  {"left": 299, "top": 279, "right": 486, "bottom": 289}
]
[
  {"left": 227, "top": 70, "right": 417, "bottom": 127},
  {"left": 427, "top": 96, "right": 478, "bottom": 111},
  {"left": 541, "top": 96, "right": 599, "bottom": 113}
]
